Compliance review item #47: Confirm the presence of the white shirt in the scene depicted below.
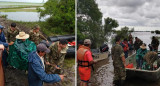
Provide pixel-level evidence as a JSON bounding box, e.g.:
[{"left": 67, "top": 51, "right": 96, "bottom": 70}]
[{"left": 36, "top": 52, "right": 45, "bottom": 69}]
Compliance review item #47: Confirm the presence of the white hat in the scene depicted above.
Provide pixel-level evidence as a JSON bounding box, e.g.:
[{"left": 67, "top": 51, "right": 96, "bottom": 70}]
[
  {"left": 84, "top": 39, "right": 91, "bottom": 44},
  {"left": 16, "top": 32, "right": 29, "bottom": 39}
]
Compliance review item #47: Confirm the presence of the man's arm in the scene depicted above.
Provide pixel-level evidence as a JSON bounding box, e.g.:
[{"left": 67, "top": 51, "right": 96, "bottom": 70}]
[{"left": 30, "top": 61, "right": 62, "bottom": 83}]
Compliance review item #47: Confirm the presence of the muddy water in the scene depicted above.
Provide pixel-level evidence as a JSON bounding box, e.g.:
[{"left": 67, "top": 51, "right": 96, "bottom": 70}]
[{"left": 89, "top": 32, "right": 160, "bottom": 86}]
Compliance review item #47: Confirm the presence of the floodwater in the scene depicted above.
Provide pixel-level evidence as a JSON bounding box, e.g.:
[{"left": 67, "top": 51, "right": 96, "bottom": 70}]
[
  {"left": 0, "top": 2, "right": 46, "bottom": 22},
  {"left": 90, "top": 32, "right": 160, "bottom": 86},
  {"left": 0, "top": 12, "right": 49, "bottom": 22}
]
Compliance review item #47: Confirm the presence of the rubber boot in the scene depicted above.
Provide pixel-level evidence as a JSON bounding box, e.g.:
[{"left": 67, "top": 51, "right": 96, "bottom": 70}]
[
  {"left": 113, "top": 80, "right": 120, "bottom": 86},
  {"left": 120, "top": 80, "right": 125, "bottom": 86}
]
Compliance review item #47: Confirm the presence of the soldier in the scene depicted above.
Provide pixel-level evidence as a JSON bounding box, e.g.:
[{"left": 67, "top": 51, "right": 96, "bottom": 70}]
[
  {"left": 46, "top": 39, "right": 68, "bottom": 74},
  {"left": 7, "top": 23, "right": 20, "bottom": 43},
  {"left": 111, "top": 36, "right": 126, "bottom": 86},
  {"left": 29, "top": 25, "right": 49, "bottom": 45},
  {"left": 143, "top": 51, "right": 158, "bottom": 70}
]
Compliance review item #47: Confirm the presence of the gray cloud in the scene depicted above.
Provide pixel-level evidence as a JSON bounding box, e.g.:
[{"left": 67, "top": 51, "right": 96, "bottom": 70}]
[{"left": 96, "top": 0, "right": 160, "bottom": 27}]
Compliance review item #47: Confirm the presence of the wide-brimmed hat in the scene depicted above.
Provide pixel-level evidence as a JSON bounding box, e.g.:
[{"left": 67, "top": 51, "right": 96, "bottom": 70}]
[
  {"left": 16, "top": 32, "right": 29, "bottom": 39},
  {"left": 140, "top": 43, "right": 146, "bottom": 49}
]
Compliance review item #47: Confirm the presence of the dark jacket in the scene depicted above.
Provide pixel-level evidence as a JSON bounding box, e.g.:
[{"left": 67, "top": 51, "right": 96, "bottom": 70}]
[{"left": 28, "top": 51, "right": 61, "bottom": 86}]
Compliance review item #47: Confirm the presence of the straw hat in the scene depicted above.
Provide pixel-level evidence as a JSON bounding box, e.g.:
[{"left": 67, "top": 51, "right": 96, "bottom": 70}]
[
  {"left": 16, "top": 32, "right": 29, "bottom": 39},
  {"left": 140, "top": 43, "right": 146, "bottom": 49}
]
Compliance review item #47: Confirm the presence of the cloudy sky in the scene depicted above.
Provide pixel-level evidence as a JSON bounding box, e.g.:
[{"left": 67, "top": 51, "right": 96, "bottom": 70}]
[
  {"left": 96, "top": 0, "right": 160, "bottom": 28},
  {"left": 0, "top": 0, "right": 48, "bottom": 3}
]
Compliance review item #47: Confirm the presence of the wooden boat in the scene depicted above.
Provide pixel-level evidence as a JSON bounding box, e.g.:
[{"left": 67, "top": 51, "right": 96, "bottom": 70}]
[{"left": 125, "top": 53, "right": 160, "bottom": 81}]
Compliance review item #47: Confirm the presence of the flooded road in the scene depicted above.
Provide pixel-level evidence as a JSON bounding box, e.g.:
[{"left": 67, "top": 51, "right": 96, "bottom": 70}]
[{"left": 89, "top": 32, "right": 160, "bottom": 86}]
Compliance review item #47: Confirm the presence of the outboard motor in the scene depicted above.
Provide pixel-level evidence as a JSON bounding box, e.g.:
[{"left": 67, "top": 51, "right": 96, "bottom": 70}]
[{"left": 100, "top": 44, "right": 109, "bottom": 52}]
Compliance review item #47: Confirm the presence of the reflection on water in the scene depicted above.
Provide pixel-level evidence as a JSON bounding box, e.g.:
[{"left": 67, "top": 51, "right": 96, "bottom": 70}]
[
  {"left": 91, "top": 32, "right": 160, "bottom": 86},
  {"left": 0, "top": 12, "right": 49, "bottom": 22}
]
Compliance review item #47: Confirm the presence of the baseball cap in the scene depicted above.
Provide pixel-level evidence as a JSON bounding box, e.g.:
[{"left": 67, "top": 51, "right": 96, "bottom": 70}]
[
  {"left": 84, "top": 39, "right": 91, "bottom": 44},
  {"left": 37, "top": 44, "right": 50, "bottom": 53}
]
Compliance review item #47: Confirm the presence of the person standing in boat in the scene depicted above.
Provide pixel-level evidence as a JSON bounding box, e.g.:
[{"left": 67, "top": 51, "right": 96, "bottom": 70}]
[
  {"left": 120, "top": 38, "right": 129, "bottom": 58},
  {"left": 143, "top": 51, "right": 158, "bottom": 70},
  {"left": 111, "top": 36, "right": 126, "bottom": 86},
  {"left": 135, "top": 43, "right": 148, "bottom": 69},
  {"left": 151, "top": 36, "right": 159, "bottom": 52},
  {"left": 134, "top": 37, "right": 143, "bottom": 51}
]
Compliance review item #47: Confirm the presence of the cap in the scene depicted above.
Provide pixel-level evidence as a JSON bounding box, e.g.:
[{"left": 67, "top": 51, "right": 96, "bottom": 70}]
[
  {"left": 0, "top": 25, "right": 4, "bottom": 29},
  {"left": 84, "top": 39, "right": 91, "bottom": 44},
  {"left": 37, "top": 44, "right": 50, "bottom": 53}
]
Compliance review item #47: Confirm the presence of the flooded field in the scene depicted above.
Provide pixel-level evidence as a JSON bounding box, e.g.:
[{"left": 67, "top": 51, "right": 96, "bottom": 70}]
[
  {"left": 0, "top": 1, "right": 46, "bottom": 22},
  {"left": 0, "top": 12, "right": 49, "bottom": 22},
  {"left": 86, "top": 32, "right": 160, "bottom": 86}
]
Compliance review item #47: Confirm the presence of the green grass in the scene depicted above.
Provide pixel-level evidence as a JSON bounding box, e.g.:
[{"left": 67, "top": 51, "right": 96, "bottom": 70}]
[
  {"left": 0, "top": 8, "right": 38, "bottom": 12},
  {"left": 64, "top": 58, "right": 75, "bottom": 68},
  {"left": 0, "top": 1, "right": 43, "bottom": 12}
]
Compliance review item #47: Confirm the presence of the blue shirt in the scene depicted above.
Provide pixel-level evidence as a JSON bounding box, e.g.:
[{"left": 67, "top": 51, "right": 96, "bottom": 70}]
[{"left": 28, "top": 51, "right": 61, "bottom": 86}]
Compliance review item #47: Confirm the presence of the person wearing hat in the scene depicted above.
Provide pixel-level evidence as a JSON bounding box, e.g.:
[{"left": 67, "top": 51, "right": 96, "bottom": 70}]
[
  {"left": 0, "top": 25, "right": 14, "bottom": 67},
  {"left": 7, "top": 32, "right": 36, "bottom": 70},
  {"left": 29, "top": 25, "right": 49, "bottom": 45},
  {"left": 135, "top": 43, "right": 148, "bottom": 69},
  {"left": 7, "top": 22, "right": 20, "bottom": 43},
  {"left": 46, "top": 39, "right": 68, "bottom": 74},
  {"left": 28, "top": 44, "right": 64, "bottom": 86},
  {"left": 77, "top": 39, "right": 96, "bottom": 86}
]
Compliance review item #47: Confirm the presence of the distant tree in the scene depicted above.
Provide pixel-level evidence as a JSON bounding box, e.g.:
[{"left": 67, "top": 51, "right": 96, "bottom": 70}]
[
  {"left": 37, "top": 0, "right": 75, "bottom": 35},
  {"left": 104, "top": 17, "right": 119, "bottom": 36},
  {"left": 77, "top": 0, "right": 105, "bottom": 48},
  {"left": 115, "top": 26, "right": 134, "bottom": 40}
]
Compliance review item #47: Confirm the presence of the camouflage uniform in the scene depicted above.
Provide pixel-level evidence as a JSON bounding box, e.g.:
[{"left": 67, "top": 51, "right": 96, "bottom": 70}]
[
  {"left": 46, "top": 41, "right": 68, "bottom": 74},
  {"left": 29, "top": 29, "right": 47, "bottom": 45},
  {"left": 111, "top": 44, "right": 126, "bottom": 81},
  {"left": 143, "top": 51, "right": 158, "bottom": 70},
  {"left": 7, "top": 27, "right": 20, "bottom": 42}
]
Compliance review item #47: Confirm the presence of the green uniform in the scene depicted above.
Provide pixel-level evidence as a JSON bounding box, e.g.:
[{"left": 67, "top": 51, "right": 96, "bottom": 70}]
[
  {"left": 111, "top": 44, "right": 126, "bottom": 81},
  {"left": 143, "top": 51, "right": 158, "bottom": 70},
  {"left": 29, "top": 29, "right": 47, "bottom": 45},
  {"left": 7, "top": 27, "right": 20, "bottom": 42},
  {"left": 46, "top": 41, "right": 68, "bottom": 74}
]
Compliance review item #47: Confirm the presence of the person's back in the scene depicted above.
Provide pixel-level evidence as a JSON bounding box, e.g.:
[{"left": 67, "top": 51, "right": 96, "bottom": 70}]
[
  {"left": 112, "top": 44, "right": 124, "bottom": 67},
  {"left": 111, "top": 36, "right": 126, "bottom": 86},
  {"left": 143, "top": 51, "right": 158, "bottom": 70}
]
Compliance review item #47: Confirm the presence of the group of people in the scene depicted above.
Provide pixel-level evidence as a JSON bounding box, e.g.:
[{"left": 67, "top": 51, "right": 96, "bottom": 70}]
[
  {"left": 0, "top": 23, "right": 69, "bottom": 86},
  {"left": 111, "top": 35, "right": 160, "bottom": 86}
]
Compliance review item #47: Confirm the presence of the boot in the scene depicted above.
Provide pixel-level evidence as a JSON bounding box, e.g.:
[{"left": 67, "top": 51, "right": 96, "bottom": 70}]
[
  {"left": 119, "top": 80, "right": 125, "bottom": 86},
  {"left": 113, "top": 80, "right": 120, "bottom": 86}
]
